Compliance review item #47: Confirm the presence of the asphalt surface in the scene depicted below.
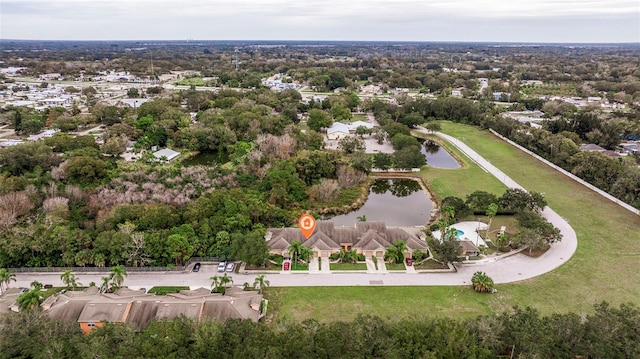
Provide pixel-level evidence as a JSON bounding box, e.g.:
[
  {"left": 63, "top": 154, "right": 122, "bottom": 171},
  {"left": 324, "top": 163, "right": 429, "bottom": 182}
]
[{"left": 11, "top": 131, "right": 577, "bottom": 288}]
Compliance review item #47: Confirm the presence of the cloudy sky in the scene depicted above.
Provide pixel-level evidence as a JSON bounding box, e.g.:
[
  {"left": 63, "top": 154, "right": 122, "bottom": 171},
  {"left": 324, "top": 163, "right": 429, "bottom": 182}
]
[{"left": 1, "top": 0, "right": 639, "bottom": 42}]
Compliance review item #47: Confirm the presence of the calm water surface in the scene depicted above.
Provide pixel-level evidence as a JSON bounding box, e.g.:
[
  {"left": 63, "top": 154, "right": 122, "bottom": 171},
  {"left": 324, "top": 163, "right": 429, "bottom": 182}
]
[
  {"left": 182, "top": 151, "right": 229, "bottom": 166},
  {"left": 421, "top": 140, "right": 461, "bottom": 169},
  {"left": 329, "top": 178, "right": 434, "bottom": 226}
]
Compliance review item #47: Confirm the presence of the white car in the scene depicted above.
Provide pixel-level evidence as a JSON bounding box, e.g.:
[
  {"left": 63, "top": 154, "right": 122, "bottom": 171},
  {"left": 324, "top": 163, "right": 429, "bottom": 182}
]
[
  {"left": 217, "top": 262, "right": 226, "bottom": 272},
  {"left": 226, "top": 262, "right": 235, "bottom": 273}
]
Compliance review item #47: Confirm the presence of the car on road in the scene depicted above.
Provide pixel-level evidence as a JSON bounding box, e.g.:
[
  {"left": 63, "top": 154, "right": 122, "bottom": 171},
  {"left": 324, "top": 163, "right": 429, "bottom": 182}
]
[
  {"left": 226, "top": 262, "right": 235, "bottom": 273},
  {"left": 192, "top": 263, "right": 201, "bottom": 272},
  {"left": 217, "top": 261, "right": 226, "bottom": 272}
]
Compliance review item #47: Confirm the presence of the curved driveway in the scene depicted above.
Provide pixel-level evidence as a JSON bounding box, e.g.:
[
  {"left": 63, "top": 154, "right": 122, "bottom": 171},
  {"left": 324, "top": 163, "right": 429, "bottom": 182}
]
[{"left": 12, "top": 131, "right": 577, "bottom": 288}]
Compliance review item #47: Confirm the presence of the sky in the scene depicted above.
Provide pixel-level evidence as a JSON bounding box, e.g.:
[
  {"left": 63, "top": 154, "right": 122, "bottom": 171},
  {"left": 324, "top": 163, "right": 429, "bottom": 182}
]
[{"left": 1, "top": 0, "right": 639, "bottom": 43}]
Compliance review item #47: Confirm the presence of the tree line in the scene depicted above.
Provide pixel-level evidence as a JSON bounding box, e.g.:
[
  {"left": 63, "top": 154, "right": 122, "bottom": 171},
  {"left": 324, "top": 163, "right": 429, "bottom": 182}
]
[
  {"left": 0, "top": 302, "right": 638, "bottom": 358},
  {"left": 491, "top": 110, "right": 640, "bottom": 209}
]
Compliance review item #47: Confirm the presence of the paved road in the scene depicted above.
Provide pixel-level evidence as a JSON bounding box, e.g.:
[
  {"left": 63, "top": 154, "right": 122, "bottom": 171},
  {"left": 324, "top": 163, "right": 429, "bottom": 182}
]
[{"left": 12, "top": 131, "right": 577, "bottom": 288}]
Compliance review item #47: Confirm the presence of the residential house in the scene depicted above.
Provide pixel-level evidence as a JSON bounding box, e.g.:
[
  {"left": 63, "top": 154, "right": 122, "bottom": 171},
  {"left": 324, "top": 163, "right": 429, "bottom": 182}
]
[
  {"left": 326, "top": 122, "right": 350, "bottom": 140},
  {"left": 621, "top": 144, "right": 640, "bottom": 155},
  {"left": 119, "top": 98, "right": 151, "bottom": 109},
  {"left": 43, "top": 286, "right": 264, "bottom": 334},
  {"left": 348, "top": 121, "right": 374, "bottom": 132},
  {"left": 459, "top": 240, "right": 479, "bottom": 257},
  {"left": 266, "top": 221, "right": 428, "bottom": 260},
  {"left": 153, "top": 148, "right": 181, "bottom": 162},
  {"left": 579, "top": 144, "right": 606, "bottom": 152}
]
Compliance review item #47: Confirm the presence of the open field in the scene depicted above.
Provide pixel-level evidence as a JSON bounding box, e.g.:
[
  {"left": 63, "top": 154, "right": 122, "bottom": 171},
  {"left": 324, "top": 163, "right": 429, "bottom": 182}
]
[
  {"left": 266, "top": 122, "right": 640, "bottom": 323},
  {"left": 267, "top": 286, "right": 495, "bottom": 323},
  {"left": 413, "top": 130, "right": 507, "bottom": 200}
]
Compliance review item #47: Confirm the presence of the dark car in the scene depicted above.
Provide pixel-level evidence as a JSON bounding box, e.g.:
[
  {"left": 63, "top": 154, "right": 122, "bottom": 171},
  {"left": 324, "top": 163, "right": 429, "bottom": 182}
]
[
  {"left": 192, "top": 262, "right": 201, "bottom": 272},
  {"left": 405, "top": 258, "right": 413, "bottom": 266}
]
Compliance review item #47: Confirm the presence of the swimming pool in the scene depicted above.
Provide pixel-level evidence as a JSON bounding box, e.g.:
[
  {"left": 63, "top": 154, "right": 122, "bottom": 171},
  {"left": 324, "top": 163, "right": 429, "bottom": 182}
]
[{"left": 456, "top": 229, "right": 465, "bottom": 238}]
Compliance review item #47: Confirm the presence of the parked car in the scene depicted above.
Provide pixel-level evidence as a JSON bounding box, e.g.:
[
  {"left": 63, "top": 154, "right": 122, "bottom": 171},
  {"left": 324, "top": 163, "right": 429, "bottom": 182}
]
[
  {"left": 217, "top": 261, "right": 226, "bottom": 272},
  {"left": 226, "top": 262, "right": 235, "bottom": 273},
  {"left": 192, "top": 263, "right": 201, "bottom": 272},
  {"left": 405, "top": 258, "right": 413, "bottom": 266}
]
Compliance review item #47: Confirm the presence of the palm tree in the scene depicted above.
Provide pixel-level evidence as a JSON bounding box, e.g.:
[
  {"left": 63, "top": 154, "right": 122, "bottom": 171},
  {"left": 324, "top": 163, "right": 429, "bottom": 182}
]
[
  {"left": 299, "top": 247, "right": 312, "bottom": 264},
  {"left": 289, "top": 240, "right": 303, "bottom": 269},
  {"left": 441, "top": 205, "right": 455, "bottom": 222},
  {"left": 385, "top": 241, "right": 407, "bottom": 264},
  {"left": 0, "top": 268, "right": 16, "bottom": 293},
  {"left": 471, "top": 271, "right": 495, "bottom": 293},
  {"left": 60, "top": 270, "right": 80, "bottom": 290},
  {"left": 338, "top": 248, "right": 350, "bottom": 263},
  {"left": 436, "top": 218, "right": 450, "bottom": 236},
  {"left": 109, "top": 265, "right": 127, "bottom": 289},
  {"left": 495, "top": 232, "right": 508, "bottom": 249},
  {"left": 340, "top": 249, "right": 357, "bottom": 263},
  {"left": 218, "top": 273, "right": 233, "bottom": 295},
  {"left": 30, "top": 280, "right": 42, "bottom": 291},
  {"left": 357, "top": 215, "right": 367, "bottom": 222},
  {"left": 485, "top": 203, "right": 499, "bottom": 233},
  {"left": 444, "top": 227, "right": 459, "bottom": 242},
  {"left": 253, "top": 275, "right": 270, "bottom": 294},
  {"left": 99, "top": 276, "right": 111, "bottom": 293},
  {"left": 17, "top": 289, "right": 43, "bottom": 311},
  {"left": 210, "top": 275, "right": 221, "bottom": 293}
]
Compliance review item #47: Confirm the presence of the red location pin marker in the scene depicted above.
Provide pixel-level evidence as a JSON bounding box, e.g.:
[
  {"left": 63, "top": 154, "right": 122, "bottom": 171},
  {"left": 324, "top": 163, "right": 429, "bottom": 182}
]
[{"left": 298, "top": 213, "right": 316, "bottom": 239}]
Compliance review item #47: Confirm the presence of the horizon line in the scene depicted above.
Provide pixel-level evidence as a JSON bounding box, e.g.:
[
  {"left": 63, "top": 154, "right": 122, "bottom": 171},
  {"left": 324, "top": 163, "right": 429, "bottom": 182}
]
[{"left": 1, "top": 38, "right": 639, "bottom": 45}]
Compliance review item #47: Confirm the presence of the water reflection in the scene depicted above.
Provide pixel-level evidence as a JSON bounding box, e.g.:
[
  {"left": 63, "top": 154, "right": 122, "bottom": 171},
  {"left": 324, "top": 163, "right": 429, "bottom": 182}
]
[
  {"left": 329, "top": 178, "right": 433, "bottom": 226},
  {"left": 423, "top": 140, "right": 440, "bottom": 154},
  {"left": 371, "top": 178, "right": 421, "bottom": 197},
  {"left": 420, "top": 140, "right": 461, "bottom": 169},
  {"left": 182, "top": 151, "right": 229, "bottom": 166}
]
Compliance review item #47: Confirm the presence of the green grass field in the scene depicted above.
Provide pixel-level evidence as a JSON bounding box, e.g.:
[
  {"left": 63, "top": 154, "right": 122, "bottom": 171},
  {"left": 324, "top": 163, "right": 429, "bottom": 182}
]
[
  {"left": 329, "top": 262, "right": 367, "bottom": 270},
  {"left": 412, "top": 130, "right": 507, "bottom": 200},
  {"left": 265, "top": 122, "right": 640, "bottom": 323}
]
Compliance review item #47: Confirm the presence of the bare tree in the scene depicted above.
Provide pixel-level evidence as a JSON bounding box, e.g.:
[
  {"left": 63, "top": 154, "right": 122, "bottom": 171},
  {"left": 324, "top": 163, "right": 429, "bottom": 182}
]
[{"left": 0, "top": 192, "right": 34, "bottom": 230}]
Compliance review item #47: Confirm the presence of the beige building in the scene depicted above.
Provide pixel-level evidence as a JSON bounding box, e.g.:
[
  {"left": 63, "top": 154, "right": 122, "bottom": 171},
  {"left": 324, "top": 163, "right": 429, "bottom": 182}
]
[{"left": 42, "top": 286, "right": 264, "bottom": 334}]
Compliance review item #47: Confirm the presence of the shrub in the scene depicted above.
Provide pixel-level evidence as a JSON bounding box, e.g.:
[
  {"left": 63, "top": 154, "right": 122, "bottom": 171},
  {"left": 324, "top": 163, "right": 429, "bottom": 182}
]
[
  {"left": 412, "top": 249, "right": 427, "bottom": 262},
  {"left": 471, "top": 271, "right": 495, "bottom": 293}
]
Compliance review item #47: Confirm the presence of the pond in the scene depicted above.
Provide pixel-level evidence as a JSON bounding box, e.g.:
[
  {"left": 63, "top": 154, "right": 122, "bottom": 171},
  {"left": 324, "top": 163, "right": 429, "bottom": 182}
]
[
  {"left": 420, "top": 140, "right": 461, "bottom": 169},
  {"left": 328, "top": 178, "right": 434, "bottom": 227},
  {"left": 182, "top": 151, "right": 229, "bottom": 166}
]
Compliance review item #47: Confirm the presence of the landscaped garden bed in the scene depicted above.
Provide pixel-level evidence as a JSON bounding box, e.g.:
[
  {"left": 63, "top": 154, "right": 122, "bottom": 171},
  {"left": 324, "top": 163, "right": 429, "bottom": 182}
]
[{"left": 147, "top": 286, "right": 190, "bottom": 295}]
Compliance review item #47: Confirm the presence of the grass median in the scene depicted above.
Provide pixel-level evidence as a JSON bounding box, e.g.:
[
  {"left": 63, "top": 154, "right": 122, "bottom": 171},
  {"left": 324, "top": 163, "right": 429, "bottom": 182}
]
[{"left": 266, "top": 122, "right": 640, "bottom": 323}]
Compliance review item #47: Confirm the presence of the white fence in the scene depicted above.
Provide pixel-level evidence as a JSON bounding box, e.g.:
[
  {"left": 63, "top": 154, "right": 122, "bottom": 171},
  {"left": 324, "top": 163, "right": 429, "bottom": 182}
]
[{"left": 489, "top": 129, "right": 640, "bottom": 216}]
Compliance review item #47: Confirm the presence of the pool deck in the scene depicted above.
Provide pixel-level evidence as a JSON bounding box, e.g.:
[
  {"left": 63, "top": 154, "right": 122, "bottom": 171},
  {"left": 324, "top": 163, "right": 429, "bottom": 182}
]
[{"left": 432, "top": 221, "right": 488, "bottom": 247}]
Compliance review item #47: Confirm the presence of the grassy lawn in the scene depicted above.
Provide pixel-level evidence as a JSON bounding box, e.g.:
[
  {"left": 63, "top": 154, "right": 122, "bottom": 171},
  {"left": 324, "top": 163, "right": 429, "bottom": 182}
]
[
  {"left": 175, "top": 77, "right": 206, "bottom": 86},
  {"left": 147, "top": 286, "right": 190, "bottom": 295},
  {"left": 329, "top": 262, "right": 367, "bottom": 270},
  {"left": 413, "top": 131, "right": 507, "bottom": 201},
  {"left": 351, "top": 113, "right": 368, "bottom": 122},
  {"left": 414, "top": 260, "right": 449, "bottom": 270},
  {"left": 438, "top": 122, "right": 640, "bottom": 314},
  {"left": 291, "top": 264, "right": 309, "bottom": 271},
  {"left": 266, "top": 286, "right": 494, "bottom": 323},
  {"left": 268, "top": 122, "right": 640, "bottom": 323},
  {"left": 385, "top": 263, "right": 406, "bottom": 270},
  {"left": 469, "top": 215, "right": 521, "bottom": 241}
]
